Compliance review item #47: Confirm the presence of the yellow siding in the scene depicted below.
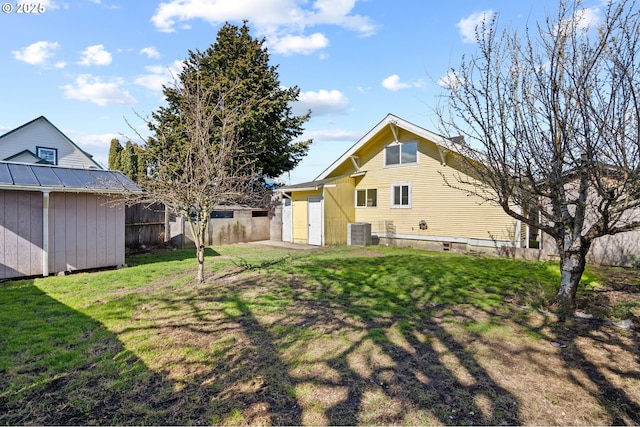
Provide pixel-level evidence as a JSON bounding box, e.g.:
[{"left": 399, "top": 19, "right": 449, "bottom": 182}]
[
  {"left": 323, "top": 176, "right": 355, "bottom": 245},
  {"left": 290, "top": 189, "right": 321, "bottom": 244},
  {"left": 327, "top": 126, "right": 516, "bottom": 245}
]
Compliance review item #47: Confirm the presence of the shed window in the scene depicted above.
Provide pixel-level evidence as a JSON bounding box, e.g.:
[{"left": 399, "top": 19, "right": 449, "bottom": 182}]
[
  {"left": 211, "top": 211, "right": 234, "bottom": 219},
  {"left": 356, "top": 189, "right": 377, "bottom": 207},
  {"left": 251, "top": 210, "right": 268, "bottom": 217},
  {"left": 37, "top": 147, "right": 58, "bottom": 165},
  {"left": 391, "top": 183, "right": 411, "bottom": 208},
  {"left": 384, "top": 141, "right": 417, "bottom": 167}
]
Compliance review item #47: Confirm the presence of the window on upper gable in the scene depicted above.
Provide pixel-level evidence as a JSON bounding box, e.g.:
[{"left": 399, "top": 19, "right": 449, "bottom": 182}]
[
  {"left": 384, "top": 141, "right": 417, "bottom": 167},
  {"left": 37, "top": 147, "right": 58, "bottom": 165}
]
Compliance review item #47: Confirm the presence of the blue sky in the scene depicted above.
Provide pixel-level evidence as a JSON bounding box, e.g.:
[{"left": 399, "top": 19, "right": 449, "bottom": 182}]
[{"left": 0, "top": 0, "right": 605, "bottom": 183}]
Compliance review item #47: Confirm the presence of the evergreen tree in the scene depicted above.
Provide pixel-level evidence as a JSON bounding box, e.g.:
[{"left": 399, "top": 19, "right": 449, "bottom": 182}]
[
  {"left": 147, "top": 21, "right": 311, "bottom": 179},
  {"left": 120, "top": 141, "right": 138, "bottom": 183},
  {"left": 108, "top": 138, "right": 123, "bottom": 170},
  {"left": 133, "top": 143, "right": 147, "bottom": 183}
]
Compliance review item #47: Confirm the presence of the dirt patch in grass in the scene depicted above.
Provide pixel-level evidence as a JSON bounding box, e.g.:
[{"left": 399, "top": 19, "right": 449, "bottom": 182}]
[{"left": 1, "top": 247, "right": 639, "bottom": 425}]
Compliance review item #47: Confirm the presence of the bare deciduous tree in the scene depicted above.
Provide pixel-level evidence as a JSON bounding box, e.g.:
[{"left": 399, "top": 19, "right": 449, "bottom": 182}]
[
  {"left": 139, "top": 66, "right": 268, "bottom": 283},
  {"left": 438, "top": 0, "right": 640, "bottom": 310}
]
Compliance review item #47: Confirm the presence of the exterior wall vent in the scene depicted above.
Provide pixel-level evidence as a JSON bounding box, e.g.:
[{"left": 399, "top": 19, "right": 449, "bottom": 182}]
[{"left": 347, "top": 222, "right": 372, "bottom": 246}]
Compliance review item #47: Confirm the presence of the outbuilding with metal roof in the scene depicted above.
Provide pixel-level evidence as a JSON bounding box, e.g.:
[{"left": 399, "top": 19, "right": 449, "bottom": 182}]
[{"left": 0, "top": 162, "right": 140, "bottom": 279}]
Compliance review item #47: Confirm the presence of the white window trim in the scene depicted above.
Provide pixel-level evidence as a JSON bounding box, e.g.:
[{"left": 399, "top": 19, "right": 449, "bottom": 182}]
[
  {"left": 37, "top": 146, "right": 58, "bottom": 165},
  {"left": 390, "top": 182, "right": 412, "bottom": 208},
  {"left": 355, "top": 188, "right": 378, "bottom": 208},
  {"left": 384, "top": 141, "right": 418, "bottom": 168}
]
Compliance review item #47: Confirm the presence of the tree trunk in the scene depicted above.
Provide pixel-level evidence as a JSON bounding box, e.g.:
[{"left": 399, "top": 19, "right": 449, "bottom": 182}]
[
  {"left": 197, "top": 244, "right": 205, "bottom": 283},
  {"left": 556, "top": 238, "right": 591, "bottom": 312},
  {"left": 186, "top": 215, "right": 208, "bottom": 283}
]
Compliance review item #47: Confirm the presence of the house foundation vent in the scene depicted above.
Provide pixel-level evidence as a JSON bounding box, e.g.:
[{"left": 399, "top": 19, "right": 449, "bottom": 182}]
[{"left": 347, "top": 223, "right": 372, "bottom": 246}]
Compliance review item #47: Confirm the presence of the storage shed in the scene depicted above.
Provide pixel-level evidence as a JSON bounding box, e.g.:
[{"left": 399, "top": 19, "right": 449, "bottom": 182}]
[{"left": 0, "top": 162, "right": 139, "bottom": 279}]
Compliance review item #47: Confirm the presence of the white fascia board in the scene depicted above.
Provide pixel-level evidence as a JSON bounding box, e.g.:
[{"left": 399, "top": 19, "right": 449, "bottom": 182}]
[{"left": 0, "top": 184, "right": 137, "bottom": 194}]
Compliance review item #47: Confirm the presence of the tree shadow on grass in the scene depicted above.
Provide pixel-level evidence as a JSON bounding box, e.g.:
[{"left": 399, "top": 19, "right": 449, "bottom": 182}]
[
  {"left": 152, "top": 252, "right": 530, "bottom": 425},
  {"left": 126, "top": 247, "right": 221, "bottom": 266},
  {"left": 544, "top": 318, "right": 640, "bottom": 424},
  {"left": 261, "top": 253, "right": 527, "bottom": 425},
  {"left": 0, "top": 279, "right": 245, "bottom": 425},
  {"left": 244, "top": 252, "right": 639, "bottom": 425},
  {"left": 6, "top": 248, "right": 638, "bottom": 425}
]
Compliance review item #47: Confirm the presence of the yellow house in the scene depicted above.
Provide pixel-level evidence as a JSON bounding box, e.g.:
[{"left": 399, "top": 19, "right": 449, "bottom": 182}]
[{"left": 279, "top": 114, "right": 521, "bottom": 251}]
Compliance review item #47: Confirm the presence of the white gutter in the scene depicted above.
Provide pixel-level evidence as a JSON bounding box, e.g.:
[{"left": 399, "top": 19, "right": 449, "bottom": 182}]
[
  {"left": 278, "top": 185, "right": 320, "bottom": 192},
  {"left": 0, "top": 184, "right": 136, "bottom": 194}
]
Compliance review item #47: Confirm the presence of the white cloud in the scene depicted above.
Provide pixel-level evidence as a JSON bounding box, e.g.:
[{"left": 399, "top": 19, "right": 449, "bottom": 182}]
[
  {"left": 294, "top": 89, "right": 349, "bottom": 116},
  {"left": 270, "top": 33, "right": 329, "bottom": 55},
  {"left": 140, "top": 46, "right": 161, "bottom": 59},
  {"left": 76, "top": 132, "right": 120, "bottom": 148},
  {"left": 308, "top": 0, "right": 377, "bottom": 36},
  {"left": 12, "top": 41, "right": 60, "bottom": 65},
  {"left": 560, "top": 6, "right": 601, "bottom": 32},
  {"left": 39, "top": 0, "right": 60, "bottom": 10},
  {"left": 437, "top": 70, "right": 465, "bottom": 89},
  {"left": 456, "top": 9, "right": 494, "bottom": 43},
  {"left": 150, "top": 0, "right": 378, "bottom": 55},
  {"left": 304, "top": 128, "right": 362, "bottom": 141},
  {"left": 381, "top": 74, "right": 425, "bottom": 91},
  {"left": 382, "top": 74, "right": 409, "bottom": 91},
  {"left": 576, "top": 7, "right": 601, "bottom": 28},
  {"left": 61, "top": 74, "right": 137, "bottom": 106},
  {"left": 78, "top": 44, "right": 112, "bottom": 66},
  {"left": 134, "top": 60, "right": 184, "bottom": 91}
]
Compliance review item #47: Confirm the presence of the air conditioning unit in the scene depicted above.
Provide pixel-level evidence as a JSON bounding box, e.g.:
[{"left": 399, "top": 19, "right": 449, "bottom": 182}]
[{"left": 347, "top": 222, "right": 371, "bottom": 246}]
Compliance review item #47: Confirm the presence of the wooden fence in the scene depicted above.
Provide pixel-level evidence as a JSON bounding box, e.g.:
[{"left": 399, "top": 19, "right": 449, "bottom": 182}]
[
  {"left": 125, "top": 204, "right": 273, "bottom": 250},
  {"left": 125, "top": 203, "right": 166, "bottom": 248}
]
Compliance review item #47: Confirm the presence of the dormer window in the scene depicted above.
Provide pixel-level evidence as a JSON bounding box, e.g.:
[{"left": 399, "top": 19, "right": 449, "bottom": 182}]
[
  {"left": 37, "top": 147, "right": 58, "bottom": 165},
  {"left": 384, "top": 141, "right": 417, "bottom": 167}
]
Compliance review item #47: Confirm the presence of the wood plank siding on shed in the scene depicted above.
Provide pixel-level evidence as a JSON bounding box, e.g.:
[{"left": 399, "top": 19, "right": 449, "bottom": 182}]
[
  {"left": 0, "top": 190, "right": 43, "bottom": 278},
  {"left": 0, "top": 190, "right": 126, "bottom": 279},
  {"left": 48, "top": 193, "right": 124, "bottom": 274},
  {"left": 0, "top": 162, "right": 138, "bottom": 279}
]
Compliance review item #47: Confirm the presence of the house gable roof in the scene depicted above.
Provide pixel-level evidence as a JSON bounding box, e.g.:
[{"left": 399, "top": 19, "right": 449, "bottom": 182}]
[
  {"left": 315, "top": 113, "right": 460, "bottom": 181},
  {"left": 0, "top": 116, "right": 102, "bottom": 169},
  {"left": 0, "top": 161, "right": 140, "bottom": 194},
  {"left": 278, "top": 174, "right": 351, "bottom": 192}
]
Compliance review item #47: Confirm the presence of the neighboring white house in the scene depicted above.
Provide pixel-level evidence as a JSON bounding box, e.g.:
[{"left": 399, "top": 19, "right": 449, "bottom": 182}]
[{"left": 0, "top": 116, "right": 102, "bottom": 169}]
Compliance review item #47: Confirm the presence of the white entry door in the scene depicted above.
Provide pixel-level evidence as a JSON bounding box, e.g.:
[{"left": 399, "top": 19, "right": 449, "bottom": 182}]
[
  {"left": 307, "top": 197, "right": 323, "bottom": 246},
  {"left": 282, "top": 198, "right": 292, "bottom": 242}
]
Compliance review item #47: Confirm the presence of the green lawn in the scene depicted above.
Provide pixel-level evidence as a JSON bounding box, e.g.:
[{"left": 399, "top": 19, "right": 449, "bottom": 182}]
[{"left": 1, "top": 245, "right": 638, "bottom": 425}]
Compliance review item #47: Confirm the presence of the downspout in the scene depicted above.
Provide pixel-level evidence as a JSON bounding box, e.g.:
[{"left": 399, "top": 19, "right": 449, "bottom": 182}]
[{"left": 42, "top": 190, "right": 50, "bottom": 277}]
